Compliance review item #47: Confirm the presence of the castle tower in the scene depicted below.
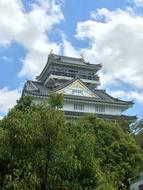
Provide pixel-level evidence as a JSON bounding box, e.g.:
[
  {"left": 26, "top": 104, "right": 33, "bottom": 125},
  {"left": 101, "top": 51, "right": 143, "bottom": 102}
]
[{"left": 23, "top": 53, "right": 136, "bottom": 121}]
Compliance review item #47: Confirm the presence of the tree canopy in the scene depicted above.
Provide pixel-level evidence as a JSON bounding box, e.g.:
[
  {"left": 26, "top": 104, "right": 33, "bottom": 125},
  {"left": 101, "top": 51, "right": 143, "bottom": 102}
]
[{"left": 0, "top": 95, "right": 143, "bottom": 190}]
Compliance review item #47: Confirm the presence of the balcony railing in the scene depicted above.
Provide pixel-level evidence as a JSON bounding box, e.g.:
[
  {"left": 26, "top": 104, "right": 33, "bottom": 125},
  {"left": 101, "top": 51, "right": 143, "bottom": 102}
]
[{"left": 49, "top": 70, "right": 99, "bottom": 81}]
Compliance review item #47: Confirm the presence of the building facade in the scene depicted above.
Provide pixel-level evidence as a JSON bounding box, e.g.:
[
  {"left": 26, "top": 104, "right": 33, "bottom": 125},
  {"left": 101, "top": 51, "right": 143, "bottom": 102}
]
[
  {"left": 129, "top": 172, "right": 143, "bottom": 190},
  {"left": 23, "top": 53, "right": 136, "bottom": 121}
]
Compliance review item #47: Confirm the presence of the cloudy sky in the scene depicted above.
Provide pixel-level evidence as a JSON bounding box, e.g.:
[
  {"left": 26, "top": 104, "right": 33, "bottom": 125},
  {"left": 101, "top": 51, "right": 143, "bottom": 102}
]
[{"left": 0, "top": 0, "right": 143, "bottom": 118}]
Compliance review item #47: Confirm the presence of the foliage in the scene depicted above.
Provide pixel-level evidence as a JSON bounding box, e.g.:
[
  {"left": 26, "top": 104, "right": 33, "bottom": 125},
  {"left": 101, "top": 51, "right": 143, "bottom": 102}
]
[
  {"left": 0, "top": 103, "right": 66, "bottom": 190},
  {"left": 0, "top": 95, "right": 143, "bottom": 190},
  {"left": 48, "top": 92, "right": 64, "bottom": 109},
  {"left": 15, "top": 95, "right": 33, "bottom": 111},
  {"left": 77, "top": 114, "right": 143, "bottom": 189}
]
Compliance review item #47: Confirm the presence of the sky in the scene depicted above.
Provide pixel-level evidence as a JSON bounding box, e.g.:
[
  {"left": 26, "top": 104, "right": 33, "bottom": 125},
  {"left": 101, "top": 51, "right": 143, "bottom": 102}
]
[{"left": 0, "top": 0, "right": 143, "bottom": 118}]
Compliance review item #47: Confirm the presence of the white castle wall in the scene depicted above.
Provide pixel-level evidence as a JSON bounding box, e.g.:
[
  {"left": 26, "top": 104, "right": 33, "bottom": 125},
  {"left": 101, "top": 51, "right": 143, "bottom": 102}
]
[
  {"left": 130, "top": 179, "right": 143, "bottom": 190},
  {"left": 33, "top": 97, "right": 123, "bottom": 116},
  {"left": 62, "top": 101, "right": 122, "bottom": 115}
]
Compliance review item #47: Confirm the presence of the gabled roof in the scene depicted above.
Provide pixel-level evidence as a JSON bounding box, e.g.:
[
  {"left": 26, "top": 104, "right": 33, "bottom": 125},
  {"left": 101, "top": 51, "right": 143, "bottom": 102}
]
[
  {"left": 23, "top": 79, "right": 133, "bottom": 106},
  {"left": 54, "top": 78, "right": 133, "bottom": 105},
  {"left": 54, "top": 77, "right": 100, "bottom": 98},
  {"left": 56, "top": 78, "right": 100, "bottom": 98}
]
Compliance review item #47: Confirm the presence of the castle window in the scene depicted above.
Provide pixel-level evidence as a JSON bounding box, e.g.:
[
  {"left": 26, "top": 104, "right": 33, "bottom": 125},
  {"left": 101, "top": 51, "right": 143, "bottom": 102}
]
[
  {"left": 68, "top": 68, "right": 78, "bottom": 74},
  {"left": 139, "top": 184, "right": 143, "bottom": 190},
  {"left": 95, "top": 104, "right": 105, "bottom": 113},
  {"left": 74, "top": 103, "right": 84, "bottom": 111},
  {"left": 72, "top": 89, "right": 83, "bottom": 95}
]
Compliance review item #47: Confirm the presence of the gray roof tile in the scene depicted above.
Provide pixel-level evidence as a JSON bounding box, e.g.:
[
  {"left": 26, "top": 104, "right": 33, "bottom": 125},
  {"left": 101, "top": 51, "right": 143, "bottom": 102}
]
[{"left": 23, "top": 80, "right": 133, "bottom": 105}]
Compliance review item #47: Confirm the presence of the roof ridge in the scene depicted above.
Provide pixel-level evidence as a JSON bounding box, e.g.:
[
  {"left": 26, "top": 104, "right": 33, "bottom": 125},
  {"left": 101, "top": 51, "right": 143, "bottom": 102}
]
[
  {"left": 50, "top": 53, "right": 83, "bottom": 61},
  {"left": 53, "top": 78, "right": 77, "bottom": 91},
  {"left": 27, "top": 80, "right": 42, "bottom": 84},
  {"left": 94, "top": 89, "right": 106, "bottom": 91},
  {"left": 49, "top": 53, "right": 102, "bottom": 66}
]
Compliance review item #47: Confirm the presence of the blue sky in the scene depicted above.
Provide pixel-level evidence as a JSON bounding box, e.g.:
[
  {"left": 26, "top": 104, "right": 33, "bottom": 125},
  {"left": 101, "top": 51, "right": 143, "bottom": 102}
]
[{"left": 0, "top": 0, "right": 143, "bottom": 118}]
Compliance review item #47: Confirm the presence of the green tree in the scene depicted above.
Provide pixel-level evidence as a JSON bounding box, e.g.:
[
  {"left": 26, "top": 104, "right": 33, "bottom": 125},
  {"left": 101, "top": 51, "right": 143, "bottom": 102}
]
[
  {"left": 77, "top": 114, "right": 143, "bottom": 189},
  {"left": 68, "top": 120, "right": 115, "bottom": 190},
  {"left": 0, "top": 103, "right": 66, "bottom": 190},
  {"left": 15, "top": 95, "right": 33, "bottom": 111},
  {"left": 48, "top": 92, "right": 64, "bottom": 110},
  {"left": 0, "top": 95, "right": 143, "bottom": 190},
  {"left": 0, "top": 96, "right": 115, "bottom": 190}
]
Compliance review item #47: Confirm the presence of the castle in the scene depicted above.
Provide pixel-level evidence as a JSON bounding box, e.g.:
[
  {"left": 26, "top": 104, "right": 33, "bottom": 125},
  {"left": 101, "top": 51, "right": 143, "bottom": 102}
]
[{"left": 23, "top": 53, "right": 136, "bottom": 121}]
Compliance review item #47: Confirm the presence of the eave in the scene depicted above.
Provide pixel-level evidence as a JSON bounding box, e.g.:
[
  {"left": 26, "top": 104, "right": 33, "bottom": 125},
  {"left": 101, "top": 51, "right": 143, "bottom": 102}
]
[
  {"left": 23, "top": 90, "right": 133, "bottom": 107},
  {"left": 64, "top": 111, "right": 137, "bottom": 121}
]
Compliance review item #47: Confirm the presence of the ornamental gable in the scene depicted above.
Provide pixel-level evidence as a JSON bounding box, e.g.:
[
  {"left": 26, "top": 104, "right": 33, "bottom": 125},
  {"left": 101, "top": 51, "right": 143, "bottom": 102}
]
[{"left": 56, "top": 79, "right": 100, "bottom": 98}]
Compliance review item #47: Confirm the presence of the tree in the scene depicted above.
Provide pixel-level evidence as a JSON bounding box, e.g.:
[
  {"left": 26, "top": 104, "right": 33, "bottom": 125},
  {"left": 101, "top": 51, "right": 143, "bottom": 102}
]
[
  {"left": 77, "top": 114, "right": 143, "bottom": 189},
  {"left": 68, "top": 119, "right": 115, "bottom": 190},
  {"left": 15, "top": 95, "right": 33, "bottom": 111},
  {"left": 48, "top": 92, "right": 64, "bottom": 110},
  {"left": 0, "top": 97, "right": 115, "bottom": 190},
  {"left": 0, "top": 103, "right": 66, "bottom": 190},
  {"left": 0, "top": 95, "right": 143, "bottom": 190}
]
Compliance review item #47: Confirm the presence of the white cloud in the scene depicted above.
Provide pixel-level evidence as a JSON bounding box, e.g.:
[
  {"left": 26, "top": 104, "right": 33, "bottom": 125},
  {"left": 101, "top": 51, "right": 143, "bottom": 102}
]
[
  {"left": 62, "top": 36, "right": 80, "bottom": 58},
  {"left": 0, "top": 0, "right": 24, "bottom": 45},
  {"left": 74, "top": 8, "right": 143, "bottom": 90},
  {"left": 109, "top": 90, "right": 143, "bottom": 105},
  {"left": 0, "top": 0, "right": 63, "bottom": 77},
  {"left": 19, "top": 42, "right": 61, "bottom": 77},
  {"left": 133, "top": 0, "right": 143, "bottom": 6},
  {"left": 1, "top": 1, "right": 143, "bottom": 110},
  {"left": 0, "top": 87, "right": 21, "bottom": 113}
]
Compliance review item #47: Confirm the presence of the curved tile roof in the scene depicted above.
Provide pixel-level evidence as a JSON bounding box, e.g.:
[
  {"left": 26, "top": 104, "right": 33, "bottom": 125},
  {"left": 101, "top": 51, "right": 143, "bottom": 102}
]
[{"left": 23, "top": 80, "right": 133, "bottom": 106}]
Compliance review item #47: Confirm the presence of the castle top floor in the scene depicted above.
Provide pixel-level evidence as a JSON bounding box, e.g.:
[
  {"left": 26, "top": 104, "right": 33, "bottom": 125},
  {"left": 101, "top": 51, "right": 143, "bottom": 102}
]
[{"left": 36, "top": 54, "right": 102, "bottom": 85}]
